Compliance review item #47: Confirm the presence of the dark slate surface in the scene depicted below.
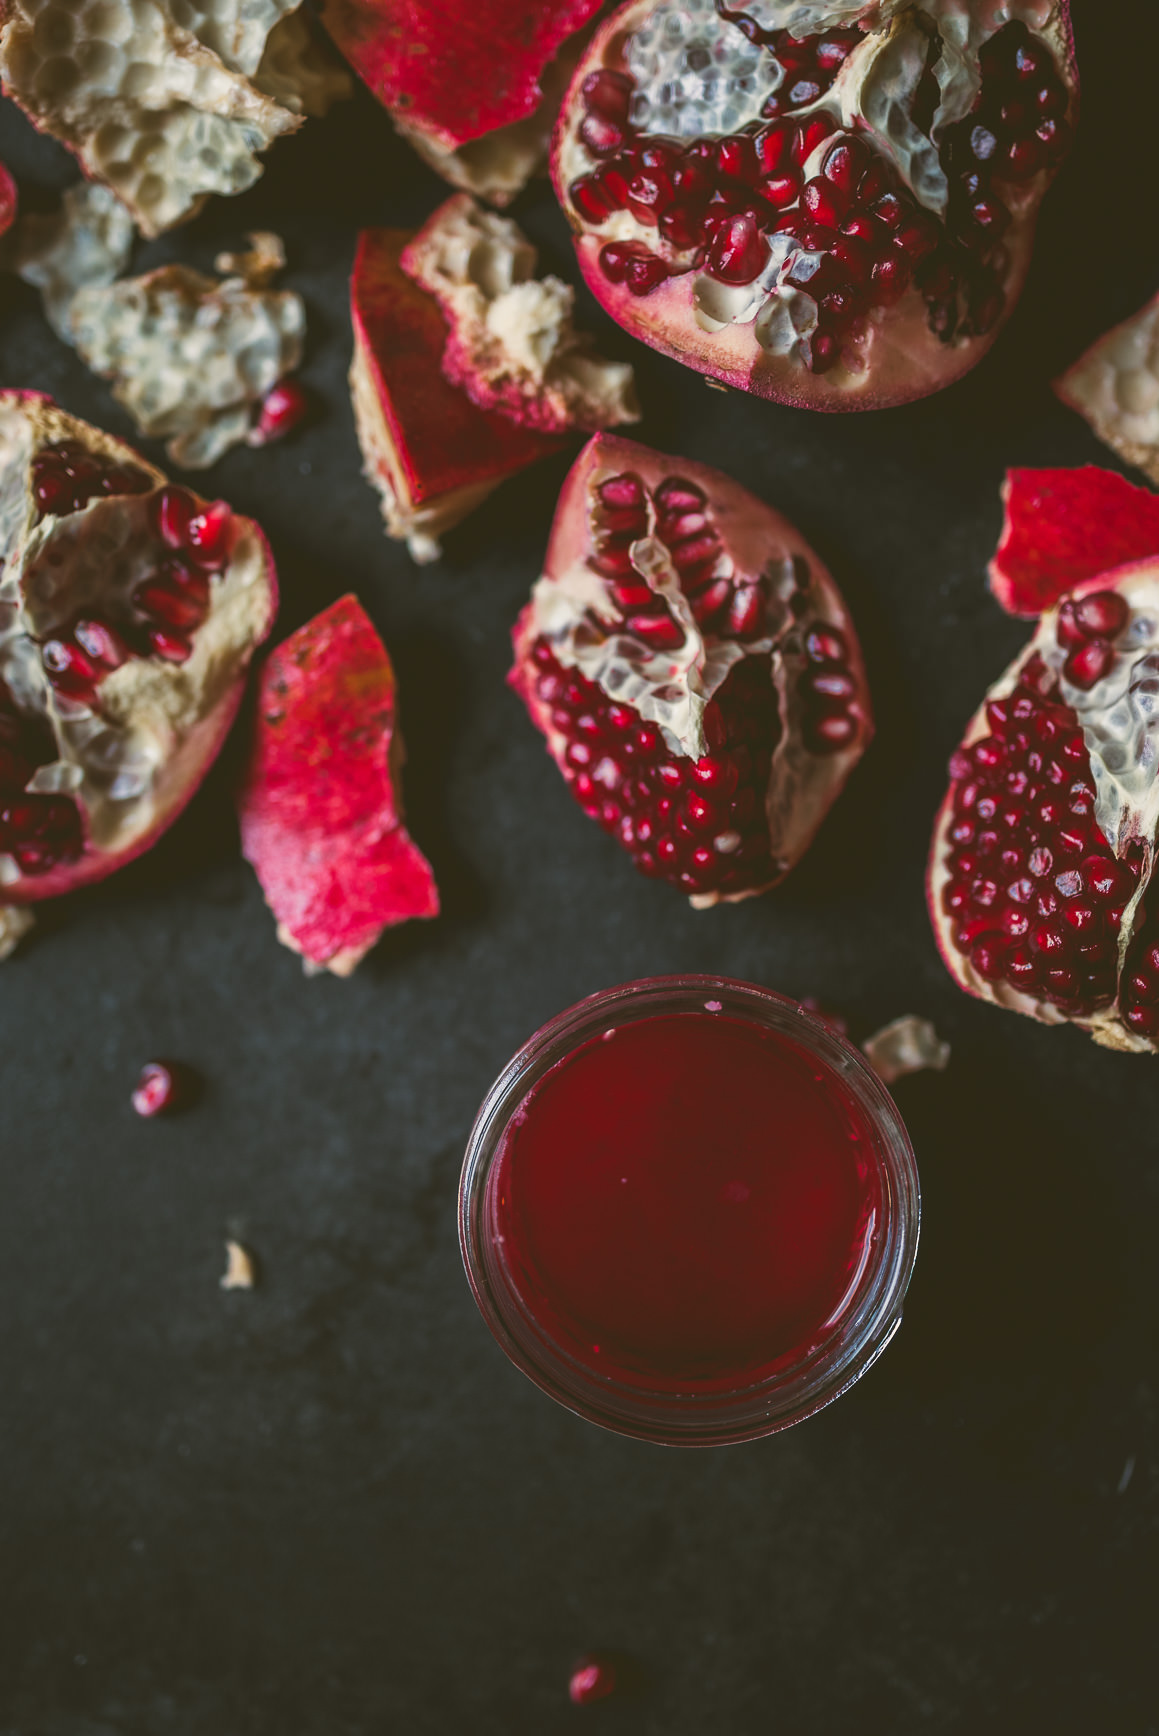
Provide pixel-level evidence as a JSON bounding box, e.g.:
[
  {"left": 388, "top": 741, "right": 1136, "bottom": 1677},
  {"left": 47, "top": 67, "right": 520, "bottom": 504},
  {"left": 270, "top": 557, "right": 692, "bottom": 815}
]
[{"left": 0, "top": 3, "right": 1154, "bottom": 1731}]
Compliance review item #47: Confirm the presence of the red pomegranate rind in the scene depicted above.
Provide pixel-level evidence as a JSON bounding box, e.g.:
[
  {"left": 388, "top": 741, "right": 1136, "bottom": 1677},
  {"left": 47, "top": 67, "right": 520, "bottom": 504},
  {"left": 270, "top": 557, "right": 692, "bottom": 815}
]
[
  {"left": 318, "top": 0, "right": 601, "bottom": 147},
  {"left": 350, "top": 229, "right": 564, "bottom": 561},
  {"left": 511, "top": 433, "right": 872, "bottom": 905},
  {"left": 1054, "top": 292, "right": 1159, "bottom": 488},
  {"left": 238, "top": 594, "right": 438, "bottom": 976},
  {"left": 552, "top": 0, "right": 1077, "bottom": 410},
  {"left": 0, "top": 390, "right": 277, "bottom": 907},
  {"left": 990, "top": 468, "right": 1159, "bottom": 617},
  {"left": 0, "top": 163, "right": 16, "bottom": 238},
  {"left": 928, "top": 559, "right": 1159, "bottom": 1052}
]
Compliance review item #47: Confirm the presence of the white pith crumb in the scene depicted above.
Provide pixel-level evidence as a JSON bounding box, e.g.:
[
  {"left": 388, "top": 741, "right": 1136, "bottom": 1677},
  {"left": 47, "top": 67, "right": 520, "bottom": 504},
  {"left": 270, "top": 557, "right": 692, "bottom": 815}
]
[
  {"left": 0, "top": 904, "right": 34, "bottom": 961},
  {"left": 220, "top": 1240, "right": 256, "bottom": 1290},
  {"left": 214, "top": 232, "right": 286, "bottom": 290},
  {"left": 403, "top": 194, "right": 639, "bottom": 433},
  {"left": 862, "top": 1016, "right": 951, "bottom": 1084}
]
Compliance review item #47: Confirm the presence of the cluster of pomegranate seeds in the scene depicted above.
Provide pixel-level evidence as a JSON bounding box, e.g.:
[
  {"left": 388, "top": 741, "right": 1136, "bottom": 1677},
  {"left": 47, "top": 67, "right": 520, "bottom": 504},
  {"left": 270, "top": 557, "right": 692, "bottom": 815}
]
[
  {"left": 570, "top": 19, "right": 1069, "bottom": 365},
  {"left": 941, "top": 652, "right": 1139, "bottom": 1016},
  {"left": 530, "top": 640, "right": 780, "bottom": 897},
  {"left": 799, "top": 622, "right": 859, "bottom": 751},
  {"left": 36, "top": 484, "right": 232, "bottom": 705},
  {"left": 30, "top": 440, "right": 152, "bottom": 519},
  {"left": 590, "top": 469, "right": 773, "bottom": 643},
  {"left": 1119, "top": 910, "right": 1159, "bottom": 1039},
  {"left": 0, "top": 680, "right": 82, "bottom": 872},
  {"left": 1055, "top": 587, "right": 1128, "bottom": 690}
]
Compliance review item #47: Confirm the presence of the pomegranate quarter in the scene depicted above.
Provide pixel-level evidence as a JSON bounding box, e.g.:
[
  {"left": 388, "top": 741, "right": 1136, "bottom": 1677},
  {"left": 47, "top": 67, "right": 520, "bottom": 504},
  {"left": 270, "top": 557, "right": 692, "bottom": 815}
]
[
  {"left": 0, "top": 392, "right": 276, "bottom": 914},
  {"left": 553, "top": 0, "right": 1076, "bottom": 408},
  {"left": 929, "top": 467, "right": 1159, "bottom": 1052},
  {"left": 510, "top": 434, "right": 872, "bottom": 904}
]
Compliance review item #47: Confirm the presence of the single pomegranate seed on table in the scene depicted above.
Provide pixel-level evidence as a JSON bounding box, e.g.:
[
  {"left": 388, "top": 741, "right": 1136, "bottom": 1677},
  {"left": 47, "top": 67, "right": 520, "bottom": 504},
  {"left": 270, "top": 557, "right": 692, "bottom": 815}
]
[
  {"left": 249, "top": 377, "right": 309, "bottom": 446},
  {"left": 131, "top": 1061, "right": 185, "bottom": 1117},
  {"left": 568, "top": 1654, "right": 618, "bottom": 1705}
]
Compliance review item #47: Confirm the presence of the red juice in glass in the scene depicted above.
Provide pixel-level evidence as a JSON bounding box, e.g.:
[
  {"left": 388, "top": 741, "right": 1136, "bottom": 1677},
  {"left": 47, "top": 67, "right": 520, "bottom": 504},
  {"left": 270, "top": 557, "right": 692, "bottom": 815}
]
[{"left": 460, "top": 979, "right": 919, "bottom": 1445}]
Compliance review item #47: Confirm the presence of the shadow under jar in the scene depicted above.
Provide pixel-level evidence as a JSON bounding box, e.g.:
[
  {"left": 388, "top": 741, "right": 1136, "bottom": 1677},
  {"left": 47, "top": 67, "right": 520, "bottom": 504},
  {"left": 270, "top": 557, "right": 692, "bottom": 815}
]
[{"left": 459, "top": 977, "right": 920, "bottom": 1445}]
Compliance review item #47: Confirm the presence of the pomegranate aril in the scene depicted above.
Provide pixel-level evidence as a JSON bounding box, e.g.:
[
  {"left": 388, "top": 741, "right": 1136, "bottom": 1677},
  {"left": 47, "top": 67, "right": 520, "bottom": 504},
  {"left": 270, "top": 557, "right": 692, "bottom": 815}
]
[
  {"left": 1074, "top": 591, "right": 1129, "bottom": 638},
  {"left": 251, "top": 378, "right": 309, "bottom": 446},
  {"left": 73, "top": 617, "right": 129, "bottom": 670},
  {"left": 131, "top": 1060, "right": 183, "bottom": 1117},
  {"left": 156, "top": 485, "right": 196, "bottom": 548},
  {"left": 570, "top": 174, "right": 617, "bottom": 223},
  {"left": 582, "top": 69, "right": 633, "bottom": 124},
  {"left": 822, "top": 137, "right": 869, "bottom": 193},
  {"left": 717, "top": 135, "right": 759, "bottom": 183},
  {"left": 1064, "top": 638, "right": 1114, "bottom": 690},
  {"left": 627, "top": 169, "right": 673, "bottom": 224},
  {"left": 41, "top": 636, "right": 99, "bottom": 703},
  {"left": 599, "top": 474, "right": 645, "bottom": 512},
  {"left": 704, "top": 211, "right": 769, "bottom": 286},
  {"left": 186, "top": 501, "right": 232, "bottom": 568},
  {"left": 580, "top": 112, "right": 625, "bottom": 158},
  {"left": 600, "top": 242, "right": 669, "bottom": 296},
  {"left": 147, "top": 626, "right": 194, "bottom": 663}
]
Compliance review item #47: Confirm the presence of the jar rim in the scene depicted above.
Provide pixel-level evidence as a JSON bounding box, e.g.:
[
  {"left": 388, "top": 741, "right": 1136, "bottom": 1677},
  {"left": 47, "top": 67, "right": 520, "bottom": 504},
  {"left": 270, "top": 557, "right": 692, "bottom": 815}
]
[{"left": 459, "top": 976, "right": 920, "bottom": 1447}]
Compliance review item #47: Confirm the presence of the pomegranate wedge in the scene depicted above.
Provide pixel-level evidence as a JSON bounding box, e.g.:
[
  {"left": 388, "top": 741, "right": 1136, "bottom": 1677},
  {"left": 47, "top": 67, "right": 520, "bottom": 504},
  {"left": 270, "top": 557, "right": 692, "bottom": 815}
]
[
  {"left": 0, "top": 392, "right": 277, "bottom": 910},
  {"left": 930, "top": 469, "right": 1159, "bottom": 1051},
  {"left": 350, "top": 228, "right": 565, "bottom": 563},
  {"left": 238, "top": 595, "right": 439, "bottom": 976},
  {"left": 318, "top": 0, "right": 602, "bottom": 203},
  {"left": 511, "top": 434, "right": 872, "bottom": 904},
  {"left": 1055, "top": 291, "right": 1159, "bottom": 487},
  {"left": 554, "top": 0, "right": 1076, "bottom": 409}
]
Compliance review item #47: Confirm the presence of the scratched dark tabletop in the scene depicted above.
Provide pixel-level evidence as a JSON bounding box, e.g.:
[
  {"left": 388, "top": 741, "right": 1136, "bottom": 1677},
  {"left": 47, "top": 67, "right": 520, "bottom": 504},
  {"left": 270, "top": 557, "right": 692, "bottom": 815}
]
[{"left": 0, "top": 4, "right": 1154, "bottom": 1732}]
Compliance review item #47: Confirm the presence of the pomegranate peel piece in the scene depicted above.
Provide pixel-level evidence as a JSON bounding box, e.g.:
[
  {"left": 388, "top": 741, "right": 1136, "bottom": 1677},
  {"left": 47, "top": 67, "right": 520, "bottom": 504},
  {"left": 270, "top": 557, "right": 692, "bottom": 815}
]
[
  {"left": 553, "top": 0, "right": 1076, "bottom": 409},
  {"left": 317, "top": 0, "right": 602, "bottom": 204},
  {"left": 1054, "top": 292, "right": 1159, "bottom": 488},
  {"left": 238, "top": 594, "right": 438, "bottom": 976},
  {"left": 929, "top": 556, "right": 1159, "bottom": 1052},
  {"left": 0, "top": 391, "right": 278, "bottom": 907},
  {"left": 350, "top": 228, "right": 564, "bottom": 563},
  {"left": 0, "top": 1, "right": 317, "bottom": 237},
  {"left": 401, "top": 194, "right": 640, "bottom": 435},
  {"left": 67, "top": 259, "right": 305, "bottom": 469},
  {"left": 511, "top": 433, "right": 872, "bottom": 905},
  {"left": 990, "top": 467, "right": 1159, "bottom": 617}
]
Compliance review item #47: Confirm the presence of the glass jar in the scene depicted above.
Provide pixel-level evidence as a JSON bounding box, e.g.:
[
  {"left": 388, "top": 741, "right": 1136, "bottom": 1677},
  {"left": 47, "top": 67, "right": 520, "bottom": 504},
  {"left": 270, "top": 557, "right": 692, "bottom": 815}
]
[{"left": 459, "top": 976, "right": 920, "bottom": 1446}]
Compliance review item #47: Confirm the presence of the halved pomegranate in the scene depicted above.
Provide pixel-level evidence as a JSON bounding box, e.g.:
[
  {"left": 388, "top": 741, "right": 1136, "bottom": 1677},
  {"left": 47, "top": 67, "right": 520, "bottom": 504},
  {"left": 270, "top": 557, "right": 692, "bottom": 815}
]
[
  {"left": 930, "top": 467, "right": 1159, "bottom": 1052},
  {"left": 0, "top": 392, "right": 277, "bottom": 910},
  {"left": 553, "top": 0, "right": 1076, "bottom": 408},
  {"left": 511, "top": 433, "right": 872, "bottom": 904}
]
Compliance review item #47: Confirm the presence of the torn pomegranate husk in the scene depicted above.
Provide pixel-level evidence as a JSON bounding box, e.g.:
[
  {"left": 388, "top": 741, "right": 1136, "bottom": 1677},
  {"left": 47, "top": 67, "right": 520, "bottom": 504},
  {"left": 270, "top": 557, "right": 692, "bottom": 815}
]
[
  {"left": 510, "top": 433, "right": 872, "bottom": 905},
  {"left": 1054, "top": 289, "right": 1159, "bottom": 487},
  {"left": 0, "top": 392, "right": 277, "bottom": 912},
  {"left": 553, "top": 0, "right": 1076, "bottom": 408},
  {"left": 930, "top": 469, "right": 1159, "bottom": 1051}
]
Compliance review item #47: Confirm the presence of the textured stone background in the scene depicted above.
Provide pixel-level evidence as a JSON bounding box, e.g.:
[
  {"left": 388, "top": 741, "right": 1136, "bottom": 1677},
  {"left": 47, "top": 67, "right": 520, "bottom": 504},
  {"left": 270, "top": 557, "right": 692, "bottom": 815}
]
[{"left": 0, "top": 2, "right": 1154, "bottom": 1730}]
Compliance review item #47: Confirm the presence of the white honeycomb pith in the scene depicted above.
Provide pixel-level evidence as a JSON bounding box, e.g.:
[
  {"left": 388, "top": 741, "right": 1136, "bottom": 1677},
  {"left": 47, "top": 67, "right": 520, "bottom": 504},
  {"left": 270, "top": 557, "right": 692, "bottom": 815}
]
[
  {"left": 68, "top": 258, "right": 305, "bottom": 469},
  {"left": 6, "top": 183, "right": 136, "bottom": 341},
  {"left": 401, "top": 195, "right": 640, "bottom": 435},
  {"left": 626, "top": 0, "right": 771, "bottom": 138},
  {"left": 861, "top": 1014, "right": 951, "bottom": 1082},
  {"left": 0, "top": 1, "right": 347, "bottom": 235},
  {"left": 1055, "top": 293, "right": 1159, "bottom": 488}
]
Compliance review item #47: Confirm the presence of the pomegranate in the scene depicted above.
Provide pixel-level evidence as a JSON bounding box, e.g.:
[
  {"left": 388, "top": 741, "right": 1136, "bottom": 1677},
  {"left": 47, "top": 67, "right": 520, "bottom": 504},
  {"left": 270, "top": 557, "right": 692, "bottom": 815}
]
[
  {"left": 511, "top": 433, "right": 872, "bottom": 904},
  {"left": 400, "top": 194, "right": 640, "bottom": 434},
  {"left": 0, "top": 391, "right": 277, "bottom": 915},
  {"left": 237, "top": 594, "right": 439, "bottom": 976},
  {"left": 350, "top": 228, "right": 565, "bottom": 562},
  {"left": 317, "top": 0, "right": 603, "bottom": 203},
  {"left": 1055, "top": 290, "right": 1159, "bottom": 487},
  {"left": 930, "top": 468, "right": 1159, "bottom": 1052},
  {"left": 553, "top": 0, "right": 1076, "bottom": 408},
  {"left": 0, "top": 2, "right": 348, "bottom": 236}
]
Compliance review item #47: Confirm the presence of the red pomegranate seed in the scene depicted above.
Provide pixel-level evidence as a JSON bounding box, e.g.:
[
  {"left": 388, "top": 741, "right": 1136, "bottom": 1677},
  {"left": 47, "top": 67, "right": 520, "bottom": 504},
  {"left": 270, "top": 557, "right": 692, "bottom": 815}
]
[
  {"left": 250, "top": 377, "right": 309, "bottom": 445},
  {"left": 155, "top": 486, "right": 196, "bottom": 548},
  {"left": 802, "top": 176, "right": 848, "bottom": 226},
  {"left": 133, "top": 578, "right": 207, "bottom": 633},
  {"left": 40, "top": 636, "right": 99, "bottom": 704},
  {"left": 1064, "top": 638, "right": 1114, "bottom": 690},
  {"left": 571, "top": 174, "right": 616, "bottom": 222},
  {"left": 626, "top": 168, "right": 673, "bottom": 224},
  {"left": 73, "top": 617, "right": 129, "bottom": 670},
  {"left": 580, "top": 111, "right": 625, "bottom": 157},
  {"left": 582, "top": 68, "right": 632, "bottom": 124},
  {"left": 599, "top": 473, "right": 645, "bottom": 511},
  {"left": 704, "top": 210, "right": 769, "bottom": 285},
  {"left": 1055, "top": 599, "right": 1086, "bottom": 648},
  {"left": 1074, "top": 590, "right": 1128, "bottom": 637},
  {"left": 186, "top": 500, "right": 233, "bottom": 567},
  {"left": 600, "top": 241, "right": 668, "bottom": 295},
  {"left": 146, "top": 626, "right": 194, "bottom": 663},
  {"left": 131, "top": 1060, "right": 183, "bottom": 1117},
  {"left": 822, "top": 137, "right": 869, "bottom": 193},
  {"left": 717, "top": 134, "right": 759, "bottom": 183},
  {"left": 756, "top": 123, "right": 794, "bottom": 174},
  {"left": 805, "top": 624, "right": 847, "bottom": 662}
]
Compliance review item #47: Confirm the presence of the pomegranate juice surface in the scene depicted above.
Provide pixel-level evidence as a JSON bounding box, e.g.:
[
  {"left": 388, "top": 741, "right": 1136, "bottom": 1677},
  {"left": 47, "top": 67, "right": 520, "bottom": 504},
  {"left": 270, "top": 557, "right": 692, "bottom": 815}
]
[{"left": 489, "top": 1010, "right": 880, "bottom": 1391}]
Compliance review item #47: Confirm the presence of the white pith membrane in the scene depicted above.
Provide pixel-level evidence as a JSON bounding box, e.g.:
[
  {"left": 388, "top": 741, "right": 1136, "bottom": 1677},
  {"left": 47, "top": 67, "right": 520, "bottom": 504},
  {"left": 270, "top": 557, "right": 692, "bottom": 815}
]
[
  {"left": 556, "top": 0, "right": 1069, "bottom": 392},
  {"left": 524, "top": 447, "right": 871, "bottom": 903},
  {"left": 401, "top": 195, "right": 640, "bottom": 434},
  {"left": 5, "top": 183, "right": 136, "bottom": 342},
  {"left": 1055, "top": 294, "right": 1159, "bottom": 489},
  {"left": 0, "top": 396, "right": 273, "bottom": 898},
  {"left": 394, "top": 25, "right": 592, "bottom": 206},
  {"left": 929, "top": 562, "right": 1159, "bottom": 1051},
  {"left": 347, "top": 329, "right": 503, "bottom": 566},
  {"left": 0, "top": 1, "right": 349, "bottom": 236},
  {"left": 861, "top": 1013, "right": 950, "bottom": 1081},
  {"left": 66, "top": 260, "right": 305, "bottom": 469}
]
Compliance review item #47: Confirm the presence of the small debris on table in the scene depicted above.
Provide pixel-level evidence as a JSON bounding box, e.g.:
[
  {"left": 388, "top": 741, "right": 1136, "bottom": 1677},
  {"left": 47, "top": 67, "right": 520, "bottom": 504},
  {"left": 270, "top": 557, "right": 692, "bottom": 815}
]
[
  {"left": 220, "top": 1240, "right": 257, "bottom": 1291},
  {"left": 0, "top": 904, "right": 34, "bottom": 962},
  {"left": 862, "top": 1015, "right": 950, "bottom": 1084}
]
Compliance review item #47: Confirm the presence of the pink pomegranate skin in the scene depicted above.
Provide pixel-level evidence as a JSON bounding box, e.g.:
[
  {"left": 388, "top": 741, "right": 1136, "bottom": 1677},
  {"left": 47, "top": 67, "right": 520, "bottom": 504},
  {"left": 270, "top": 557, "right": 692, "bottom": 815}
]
[
  {"left": 317, "top": 0, "right": 601, "bottom": 150},
  {"left": 552, "top": 0, "right": 1077, "bottom": 411},
  {"left": 929, "top": 480, "right": 1159, "bottom": 1053},
  {"left": 0, "top": 163, "right": 15, "bottom": 237},
  {"left": 0, "top": 391, "right": 278, "bottom": 908},
  {"left": 989, "top": 467, "right": 1159, "bottom": 617},
  {"left": 511, "top": 433, "right": 872, "bottom": 905},
  {"left": 238, "top": 594, "right": 439, "bottom": 976}
]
